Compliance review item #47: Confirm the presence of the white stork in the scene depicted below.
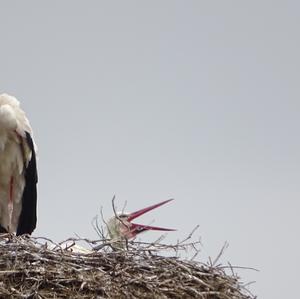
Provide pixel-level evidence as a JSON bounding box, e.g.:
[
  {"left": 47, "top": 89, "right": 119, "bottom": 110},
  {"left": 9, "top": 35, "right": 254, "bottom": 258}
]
[
  {"left": 106, "top": 199, "right": 175, "bottom": 247},
  {"left": 0, "top": 93, "right": 37, "bottom": 235}
]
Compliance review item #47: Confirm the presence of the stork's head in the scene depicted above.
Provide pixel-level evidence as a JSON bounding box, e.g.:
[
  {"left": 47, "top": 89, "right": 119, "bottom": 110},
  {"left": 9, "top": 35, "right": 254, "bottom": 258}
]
[{"left": 107, "top": 199, "right": 175, "bottom": 243}]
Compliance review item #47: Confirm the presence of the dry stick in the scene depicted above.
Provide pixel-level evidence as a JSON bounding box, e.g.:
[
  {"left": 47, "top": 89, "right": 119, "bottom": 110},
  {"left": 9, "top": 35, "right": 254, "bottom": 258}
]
[
  {"left": 220, "top": 265, "right": 259, "bottom": 272},
  {"left": 177, "top": 225, "right": 200, "bottom": 245},
  {"left": 111, "top": 195, "right": 132, "bottom": 250},
  {"left": 212, "top": 241, "right": 229, "bottom": 267},
  {"left": 99, "top": 207, "right": 108, "bottom": 236},
  {"left": 121, "top": 200, "right": 127, "bottom": 214},
  {"left": 91, "top": 215, "right": 102, "bottom": 239},
  {"left": 111, "top": 195, "right": 129, "bottom": 229}
]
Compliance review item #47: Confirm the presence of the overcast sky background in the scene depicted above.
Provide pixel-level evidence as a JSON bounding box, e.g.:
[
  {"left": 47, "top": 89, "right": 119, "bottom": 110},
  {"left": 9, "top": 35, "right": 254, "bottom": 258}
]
[{"left": 1, "top": 1, "right": 299, "bottom": 298}]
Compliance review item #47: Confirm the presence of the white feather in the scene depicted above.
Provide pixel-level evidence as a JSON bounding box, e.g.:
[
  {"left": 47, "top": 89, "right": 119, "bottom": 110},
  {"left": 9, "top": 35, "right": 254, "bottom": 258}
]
[{"left": 0, "top": 93, "right": 35, "bottom": 232}]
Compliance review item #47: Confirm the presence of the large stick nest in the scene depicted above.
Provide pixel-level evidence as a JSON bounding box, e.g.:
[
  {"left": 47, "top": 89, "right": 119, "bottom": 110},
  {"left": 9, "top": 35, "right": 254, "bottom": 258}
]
[{"left": 0, "top": 234, "right": 256, "bottom": 299}]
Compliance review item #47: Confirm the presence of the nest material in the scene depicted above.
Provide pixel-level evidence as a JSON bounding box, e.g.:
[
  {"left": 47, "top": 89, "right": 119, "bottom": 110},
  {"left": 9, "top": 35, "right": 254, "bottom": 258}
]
[{"left": 0, "top": 235, "right": 255, "bottom": 299}]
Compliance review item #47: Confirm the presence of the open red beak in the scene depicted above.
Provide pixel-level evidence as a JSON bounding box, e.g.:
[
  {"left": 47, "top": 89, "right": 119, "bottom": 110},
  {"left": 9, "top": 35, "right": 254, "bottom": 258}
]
[{"left": 126, "top": 199, "right": 176, "bottom": 235}]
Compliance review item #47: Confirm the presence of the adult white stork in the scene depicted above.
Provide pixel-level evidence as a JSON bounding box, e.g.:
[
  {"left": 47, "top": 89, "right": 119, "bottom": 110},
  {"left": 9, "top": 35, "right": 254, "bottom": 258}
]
[
  {"left": 0, "top": 93, "right": 37, "bottom": 235},
  {"left": 106, "top": 199, "right": 175, "bottom": 247}
]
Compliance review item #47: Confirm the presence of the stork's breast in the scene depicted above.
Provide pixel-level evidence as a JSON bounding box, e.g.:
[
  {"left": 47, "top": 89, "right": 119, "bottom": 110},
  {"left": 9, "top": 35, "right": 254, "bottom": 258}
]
[{"left": 0, "top": 133, "right": 24, "bottom": 186}]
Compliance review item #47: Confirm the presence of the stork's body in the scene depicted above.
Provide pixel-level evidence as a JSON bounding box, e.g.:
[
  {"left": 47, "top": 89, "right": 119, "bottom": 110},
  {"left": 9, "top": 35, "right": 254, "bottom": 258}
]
[{"left": 0, "top": 94, "right": 37, "bottom": 235}]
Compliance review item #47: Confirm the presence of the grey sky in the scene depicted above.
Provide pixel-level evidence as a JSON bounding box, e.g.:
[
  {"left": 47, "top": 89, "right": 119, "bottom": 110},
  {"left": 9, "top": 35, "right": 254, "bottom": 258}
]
[{"left": 1, "top": 1, "right": 299, "bottom": 298}]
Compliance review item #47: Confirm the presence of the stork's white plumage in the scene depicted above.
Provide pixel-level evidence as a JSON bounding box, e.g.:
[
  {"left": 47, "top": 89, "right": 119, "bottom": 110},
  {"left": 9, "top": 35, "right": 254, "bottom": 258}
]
[
  {"left": 0, "top": 93, "right": 37, "bottom": 235},
  {"left": 106, "top": 199, "right": 175, "bottom": 248}
]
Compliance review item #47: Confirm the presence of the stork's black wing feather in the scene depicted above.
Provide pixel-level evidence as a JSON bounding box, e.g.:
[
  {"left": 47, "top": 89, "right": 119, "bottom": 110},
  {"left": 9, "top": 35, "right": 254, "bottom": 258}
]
[{"left": 16, "top": 132, "right": 38, "bottom": 236}]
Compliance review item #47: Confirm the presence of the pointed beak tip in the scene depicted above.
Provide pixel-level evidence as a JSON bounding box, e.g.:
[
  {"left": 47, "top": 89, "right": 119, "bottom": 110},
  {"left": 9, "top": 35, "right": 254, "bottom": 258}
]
[{"left": 127, "top": 198, "right": 175, "bottom": 222}]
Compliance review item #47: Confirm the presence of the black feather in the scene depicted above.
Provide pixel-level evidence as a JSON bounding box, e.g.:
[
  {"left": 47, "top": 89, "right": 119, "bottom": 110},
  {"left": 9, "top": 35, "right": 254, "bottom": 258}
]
[{"left": 16, "top": 132, "right": 38, "bottom": 236}]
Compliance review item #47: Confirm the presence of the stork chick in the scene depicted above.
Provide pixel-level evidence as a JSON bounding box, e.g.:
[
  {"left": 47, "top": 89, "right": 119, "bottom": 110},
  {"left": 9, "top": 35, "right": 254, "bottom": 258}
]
[{"left": 106, "top": 199, "right": 175, "bottom": 248}]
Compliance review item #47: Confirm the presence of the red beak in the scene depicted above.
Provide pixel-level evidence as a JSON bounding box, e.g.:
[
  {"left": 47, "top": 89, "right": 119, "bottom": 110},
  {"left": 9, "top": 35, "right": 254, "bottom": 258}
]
[{"left": 126, "top": 199, "right": 176, "bottom": 235}]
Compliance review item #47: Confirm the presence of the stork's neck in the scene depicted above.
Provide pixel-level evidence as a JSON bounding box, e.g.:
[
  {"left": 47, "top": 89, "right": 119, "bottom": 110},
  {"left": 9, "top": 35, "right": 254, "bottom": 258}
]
[{"left": 0, "top": 105, "right": 18, "bottom": 130}]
